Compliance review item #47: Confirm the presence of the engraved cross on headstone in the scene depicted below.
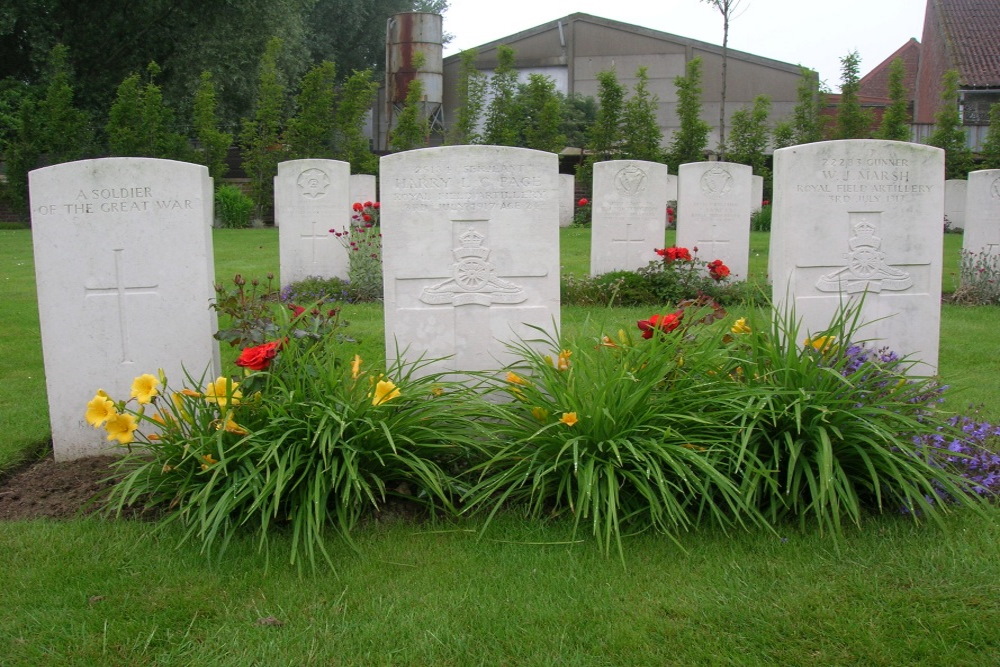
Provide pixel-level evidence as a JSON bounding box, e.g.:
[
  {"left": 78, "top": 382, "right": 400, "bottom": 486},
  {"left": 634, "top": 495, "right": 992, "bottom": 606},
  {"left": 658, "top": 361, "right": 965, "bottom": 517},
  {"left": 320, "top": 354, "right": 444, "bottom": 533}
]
[
  {"left": 84, "top": 248, "right": 159, "bottom": 363},
  {"left": 300, "top": 219, "right": 328, "bottom": 267},
  {"left": 611, "top": 219, "right": 648, "bottom": 266},
  {"left": 694, "top": 222, "right": 731, "bottom": 263}
]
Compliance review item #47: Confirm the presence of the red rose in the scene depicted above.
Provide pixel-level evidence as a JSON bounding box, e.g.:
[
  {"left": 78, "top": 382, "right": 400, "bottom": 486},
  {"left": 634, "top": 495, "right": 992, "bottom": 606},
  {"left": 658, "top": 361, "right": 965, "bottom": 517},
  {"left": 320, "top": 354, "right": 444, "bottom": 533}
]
[
  {"left": 235, "top": 340, "right": 282, "bottom": 371},
  {"left": 289, "top": 304, "right": 306, "bottom": 318},
  {"left": 363, "top": 214, "right": 372, "bottom": 222},
  {"left": 707, "top": 260, "right": 730, "bottom": 281},
  {"left": 352, "top": 202, "right": 363, "bottom": 212},
  {"left": 656, "top": 246, "right": 691, "bottom": 262},
  {"left": 363, "top": 201, "right": 373, "bottom": 208},
  {"left": 578, "top": 198, "right": 589, "bottom": 206},
  {"left": 372, "top": 202, "right": 380, "bottom": 209},
  {"left": 637, "top": 311, "right": 684, "bottom": 339}
]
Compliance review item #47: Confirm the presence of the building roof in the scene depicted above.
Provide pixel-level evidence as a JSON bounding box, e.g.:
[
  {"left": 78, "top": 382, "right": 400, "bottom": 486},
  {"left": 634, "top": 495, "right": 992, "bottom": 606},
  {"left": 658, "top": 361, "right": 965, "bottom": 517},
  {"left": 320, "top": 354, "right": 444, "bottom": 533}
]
[
  {"left": 933, "top": 0, "right": 1000, "bottom": 87},
  {"left": 858, "top": 38, "right": 921, "bottom": 100},
  {"left": 443, "top": 12, "right": 806, "bottom": 75}
]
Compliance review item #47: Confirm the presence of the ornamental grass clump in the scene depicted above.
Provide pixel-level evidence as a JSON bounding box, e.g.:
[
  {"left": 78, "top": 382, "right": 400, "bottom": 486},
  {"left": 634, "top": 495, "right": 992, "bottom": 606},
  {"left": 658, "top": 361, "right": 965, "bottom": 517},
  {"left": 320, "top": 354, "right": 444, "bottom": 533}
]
[
  {"left": 722, "top": 302, "right": 987, "bottom": 536},
  {"left": 464, "top": 304, "right": 761, "bottom": 559},
  {"left": 101, "top": 326, "right": 484, "bottom": 570}
]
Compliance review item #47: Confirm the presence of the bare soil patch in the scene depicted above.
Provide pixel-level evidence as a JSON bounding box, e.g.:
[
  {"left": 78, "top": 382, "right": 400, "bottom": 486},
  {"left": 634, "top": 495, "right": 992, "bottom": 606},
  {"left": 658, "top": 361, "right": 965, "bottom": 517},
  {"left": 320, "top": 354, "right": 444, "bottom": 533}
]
[{"left": 0, "top": 453, "right": 118, "bottom": 521}]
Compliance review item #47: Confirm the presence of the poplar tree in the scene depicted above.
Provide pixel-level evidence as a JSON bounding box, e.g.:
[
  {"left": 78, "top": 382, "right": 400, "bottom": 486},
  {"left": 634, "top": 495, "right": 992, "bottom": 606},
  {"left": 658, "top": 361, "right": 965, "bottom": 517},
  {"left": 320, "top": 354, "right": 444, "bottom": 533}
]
[
  {"left": 106, "top": 62, "right": 188, "bottom": 160},
  {"left": 516, "top": 74, "right": 564, "bottom": 152},
  {"left": 390, "top": 52, "right": 430, "bottom": 151},
  {"left": 792, "top": 67, "right": 824, "bottom": 144},
  {"left": 835, "top": 50, "right": 873, "bottom": 140},
  {"left": 192, "top": 71, "right": 232, "bottom": 180},
  {"left": 482, "top": 45, "right": 520, "bottom": 146},
  {"left": 334, "top": 69, "right": 379, "bottom": 173},
  {"left": 928, "top": 69, "right": 972, "bottom": 178},
  {"left": 622, "top": 66, "right": 665, "bottom": 162},
  {"left": 588, "top": 69, "right": 626, "bottom": 161},
  {"left": 874, "top": 58, "right": 911, "bottom": 141},
  {"left": 446, "top": 49, "right": 487, "bottom": 145},
  {"left": 285, "top": 60, "right": 337, "bottom": 159},
  {"left": 666, "top": 57, "right": 711, "bottom": 172},
  {"left": 240, "top": 37, "right": 287, "bottom": 219},
  {"left": 981, "top": 102, "right": 1000, "bottom": 170},
  {"left": 727, "top": 95, "right": 771, "bottom": 175}
]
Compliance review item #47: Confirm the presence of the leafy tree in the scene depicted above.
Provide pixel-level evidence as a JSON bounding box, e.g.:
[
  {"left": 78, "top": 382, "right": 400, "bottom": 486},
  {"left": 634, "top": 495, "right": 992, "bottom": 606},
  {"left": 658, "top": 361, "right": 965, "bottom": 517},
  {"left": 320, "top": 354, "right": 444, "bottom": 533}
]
[
  {"left": 588, "top": 69, "right": 627, "bottom": 161},
  {"left": 981, "top": 102, "right": 1000, "bottom": 170},
  {"left": 835, "top": 50, "right": 873, "bottom": 140},
  {"left": 727, "top": 95, "right": 770, "bottom": 175},
  {"left": 621, "top": 66, "right": 665, "bottom": 162},
  {"left": 192, "top": 71, "right": 232, "bottom": 181},
  {"left": 666, "top": 57, "right": 711, "bottom": 172},
  {"left": 446, "top": 49, "right": 487, "bottom": 145},
  {"left": 106, "top": 62, "right": 188, "bottom": 159},
  {"left": 240, "top": 37, "right": 288, "bottom": 220},
  {"left": 927, "top": 69, "right": 972, "bottom": 179},
  {"left": 516, "top": 74, "right": 564, "bottom": 152},
  {"left": 482, "top": 45, "right": 520, "bottom": 146},
  {"left": 285, "top": 61, "right": 337, "bottom": 160},
  {"left": 772, "top": 120, "right": 795, "bottom": 150},
  {"left": 874, "top": 58, "right": 911, "bottom": 141},
  {"left": 792, "top": 67, "right": 824, "bottom": 144},
  {"left": 390, "top": 52, "right": 430, "bottom": 151},
  {"left": 701, "top": 0, "right": 746, "bottom": 158},
  {"left": 559, "top": 93, "right": 598, "bottom": 149},
  {"left": 334, "top": 69, "right": 379, "bottom": 173}
]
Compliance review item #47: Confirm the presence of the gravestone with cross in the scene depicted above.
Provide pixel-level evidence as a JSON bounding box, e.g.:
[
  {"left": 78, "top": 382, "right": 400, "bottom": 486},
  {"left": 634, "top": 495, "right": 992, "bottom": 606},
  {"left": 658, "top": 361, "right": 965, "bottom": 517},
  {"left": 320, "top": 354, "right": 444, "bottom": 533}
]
[
  {"left": 276, "top": 160, "right": 351, "bottom": 285},
  {"left": 380, "top": 146, "right": 560, "bottom": 376},
  {"left": 590, "top": 160, "right": 668, "bottom": 276},
  {"left": 963, "top": 170, "right": 1000, "bottom": 258},
  {"left": 676, "top": 162, "right": 752, "bottom": 280},
  {"left": 30, "top": 158, "right": 220, "bottom": 460},
  {"left": 771, "top": 140, "right": 944, "bottom": 372}
]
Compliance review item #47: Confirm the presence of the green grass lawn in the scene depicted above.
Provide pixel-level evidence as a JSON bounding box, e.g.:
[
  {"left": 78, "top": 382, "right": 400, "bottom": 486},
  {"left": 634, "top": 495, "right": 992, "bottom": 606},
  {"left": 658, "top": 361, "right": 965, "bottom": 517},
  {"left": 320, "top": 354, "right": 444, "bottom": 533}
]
[{"left": 1, "top": 227, "right": 998, "bottom": 665}]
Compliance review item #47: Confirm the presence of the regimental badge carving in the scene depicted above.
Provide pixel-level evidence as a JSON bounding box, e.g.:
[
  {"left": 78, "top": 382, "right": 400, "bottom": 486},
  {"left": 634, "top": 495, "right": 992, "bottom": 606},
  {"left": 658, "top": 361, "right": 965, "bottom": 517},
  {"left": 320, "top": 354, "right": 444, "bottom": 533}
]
[
  {"left": 613, "top": 165, "right": 648, "bottom": 196},
  {"left": 991, "top": 177, "right": 1000, "bottom": 199},
  {"left": 420, "top": 227, "right": 527, "bottom": 306},
  {"left": 297, "top": 168, "right": 330, "bottom": 199},
  {"left": 700, "top": 166, "right": 733, "bottom": 198},
  {"left": 816, "top": 215, "right": 913, "bottom": 294}
]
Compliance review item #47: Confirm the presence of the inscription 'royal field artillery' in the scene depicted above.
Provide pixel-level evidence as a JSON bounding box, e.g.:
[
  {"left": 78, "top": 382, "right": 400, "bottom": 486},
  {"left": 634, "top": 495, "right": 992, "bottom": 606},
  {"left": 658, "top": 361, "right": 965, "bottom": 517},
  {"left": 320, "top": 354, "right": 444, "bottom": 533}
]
[{"left": 380, "top": 146, "right": 560, "bottom": 376}]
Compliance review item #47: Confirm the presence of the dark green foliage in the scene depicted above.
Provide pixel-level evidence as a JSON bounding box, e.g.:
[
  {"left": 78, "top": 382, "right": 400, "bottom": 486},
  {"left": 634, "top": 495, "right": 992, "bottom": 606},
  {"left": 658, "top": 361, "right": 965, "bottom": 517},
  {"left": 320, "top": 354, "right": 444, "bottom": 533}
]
[
  {"left": 333, "top": 69, "right": 379, "bottom": 174},
  {"left": 214, "top": 185, "right": 254, "bottom": 230},
  {"left": 772, "top": 120, "right": 795, "bottom": 150},
  {"left": 559, "top": 92, "right": 598, "bottom": 149},
  {"left": 835, "top": 51, "right": 873, "bottom": 140},
  {"left": 482, "top": 45, "right": 520, "bottom": 146},
  {"left": 106, "top": 62, "right": 190, "bottom": 160},
  {"left": 874, "top": 58, "right": 911, "bottom": 141},
  {"left": 389, "top": 57, "right": 430, "bottom": 151},
  {"left": 622, "top": 66, "right": 665, "bottom": 162},
  {"left": 667, "top": 57, "right": 711, "bottom": 172},
  {"left": 446, "top": 49, "right": 487, "bottom": 145},
  {"left": 285, "top": 61, "right": 337, "bottom": 160},
  {"left": 192, "top": 72, "right": 232, "bottom": 181},
  {"left": 240, "top": 38, "right": 287, "bottom": 219},
  {"left": 793, "top": 68, "right": 824, "bottom": 144},
  {"left": 982, "top": 102, "right": 1000, "bottom": 170},
  {"left": 587, "top": 69, "right": 626, "bottom": 162},
  {"left": 928, "top": 70, "right": 973, "bottom": 179},
  {"left": 516, "top": 74, "right": 565, "bottom": 152},
  {"left": 726, "top": 95, "right": 771, "bottom": 175}
]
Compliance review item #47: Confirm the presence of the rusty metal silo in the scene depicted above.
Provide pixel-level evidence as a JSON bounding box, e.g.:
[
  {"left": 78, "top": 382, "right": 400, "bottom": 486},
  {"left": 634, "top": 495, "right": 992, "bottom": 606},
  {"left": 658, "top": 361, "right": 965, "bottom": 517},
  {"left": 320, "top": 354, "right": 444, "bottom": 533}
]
[{"left": 385, "top": 12, "right": 444, "bottom": 144}]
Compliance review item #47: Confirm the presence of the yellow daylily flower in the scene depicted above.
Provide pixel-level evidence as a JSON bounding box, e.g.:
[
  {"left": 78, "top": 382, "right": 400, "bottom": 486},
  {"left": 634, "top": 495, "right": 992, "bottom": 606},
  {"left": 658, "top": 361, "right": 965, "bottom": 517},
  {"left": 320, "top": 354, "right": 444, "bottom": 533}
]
[
  {"left": 200, "top": 454, "right": 218, "bottom": 470},
  {"left": 204, "top": 377, "right": 242, "bottom": 408},
  {"left": 130, "top": 373, "right": 160, "bottom": 404},
  {"left": 557, "top": 349, "right": 572, "bottom": 371},
  {"left": 104, "top": 412, "right": 138, "bottom": 444},
  {"left": 179, "top": 388, "right": 202, "bottom": 397},
  {"left": 506, "top": 371, "right": 528, "bottom": 386},
  {"left": 218, "top": 414, "right": 249, "bottom": 436},
  {"left": 85, "top": 392, "right": 118, "bottom": 428},
  {"left": 430, "top": 384, "right": 444, "bottom": 397},
  {"left": 731, "top": 318, "right": 751, "bottom": 335},
  {"left": 372, "top": 379, "right": 401, "bottom": 406},
  {"left": 351, "top": 354, "right": 363, "bottom": 380},
  {"left": 804, "top": 335, "right": 837, "bottom": 354},
  {"left": 147, "top": 433, "right": 161, "bottom": 441},
  {"left": 531, "top": 406, "right": 549, "bottom": 422},
  {"left": 560, "top": 412, "right": 579, "bottom": 427}
]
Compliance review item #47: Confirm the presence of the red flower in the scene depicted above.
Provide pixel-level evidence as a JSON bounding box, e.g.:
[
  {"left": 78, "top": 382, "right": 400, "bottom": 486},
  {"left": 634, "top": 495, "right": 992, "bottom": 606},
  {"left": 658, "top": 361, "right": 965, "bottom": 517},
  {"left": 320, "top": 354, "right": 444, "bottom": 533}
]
[
  {"left": 372, "top": 202, "right": 380, "bottom": 209},
  {"left": 235, "top": 340, "right": 282, "bottom": 371},
  {"left": 707, "top": 259, "right": 730, "bottom": 281},
  {"left": 289, "top": 304, "right": 306, "bottom": 318},
  {"left": 363, "top": 213, "right": 372, "bottom": 222},
  {"left": 655, "top": 246, "right": 692, "bottom": 262},
  {"left": 578, "top": 198, "right": 589, "bottom": 206},
  {"left": 637, "top": 311, "right": 684, "bottom": 339},
  {"left": 363, "top": 201, "right": 373, "bottom": 208},
  {"left": 761, "top": 200, "right": 770, "bottom": 207},
  {"left": 352, "top": 202, "right": 364, "bottom": 212}
]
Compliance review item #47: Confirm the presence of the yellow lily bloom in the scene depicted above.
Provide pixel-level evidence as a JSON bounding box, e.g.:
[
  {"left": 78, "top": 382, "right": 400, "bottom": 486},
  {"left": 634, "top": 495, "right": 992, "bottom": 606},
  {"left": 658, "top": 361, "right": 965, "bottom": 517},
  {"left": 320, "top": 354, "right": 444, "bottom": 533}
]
[
  {"left": 104, "top": 412, "right": 138, "bottom": 444},
  {"left": 200, "top": 454, "right": 218, "bottom": 470},
  {"left": 351, "top": 354, "right": 363, "bottom": 380},
  {"left": 372, "top": 379, "right": 401, "bottom": 406},
  {"left": 130, "top": 373, "right": 160, "bottom": 404},
  {"left": 204, "top": 377, "right": 242, "bottom": 408},
  {"left": 531, "top": 406, "right": 549, "bottom": 422},
  {"left": 560, "top": 412, "right": 579, "bottom": 427},
  {"left": 506, "top": 371, "right": 528, "bottom": 386},
  {"left": 804, "top": 335, "right": 837, "bottom": 354},
  {"left": 731, "top": 318, "right": 751, "bottom": 335},
  {"left": 85, "top": 392, "right": 118, "bottom": 428},
  {"left": 218, "top": 413, "right": 249, "bottom": 436},
  {"left": 557, "top": 349, "right": 572, "bottom": 371}
]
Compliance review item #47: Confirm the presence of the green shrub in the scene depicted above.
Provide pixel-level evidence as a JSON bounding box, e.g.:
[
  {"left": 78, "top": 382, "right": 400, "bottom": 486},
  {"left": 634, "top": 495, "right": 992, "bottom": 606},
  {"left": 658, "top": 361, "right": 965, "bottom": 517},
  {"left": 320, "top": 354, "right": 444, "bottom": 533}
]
[
  {"left": 952, "top": 249, "right": 1000, "bottom": 305},
  {"left": 750, "top": 204, "right": 771, "bottom": 232},
  {"left": 215, "top": 185, "right": 254, "bottom": 229}
]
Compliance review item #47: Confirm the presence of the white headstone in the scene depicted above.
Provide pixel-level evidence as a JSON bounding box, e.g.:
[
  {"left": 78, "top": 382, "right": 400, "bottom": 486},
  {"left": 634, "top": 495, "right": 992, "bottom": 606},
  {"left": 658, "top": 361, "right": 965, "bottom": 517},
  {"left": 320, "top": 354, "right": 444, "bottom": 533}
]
[
  {"left": 665, "top": 173, "right": 678, "bottom": 202},
  {"left": 676, "top": 162, "right": 752, "bottom": 280},
  {"left": 29, "top": 158, "right": 220, "bottom": 460},
  {"left": 350, "top": 174, "right": 378, "bottom": 215},
  {"left": 380, "top": 146, "right": 561, "bottom": 375},
  {"left": 771, "top": 140, "right": 944, "bottom": 371},
  {"left": 751, "top": 175, "right": 764, "bottom": 212},
  {"left": 275, "top": 159, "right": 351, "bottom": 285},
  {"left": 559, "top": 174, "right": 575, "bottom": 227},
  {"left": 590, "top": 160, "right": 669, "bottom": 276},
  {"left": 944, "top": 178, "right": 968, "bottom": 231},
  {"left": 962, "top": 170, "right": 1000, "bottom": 256}
]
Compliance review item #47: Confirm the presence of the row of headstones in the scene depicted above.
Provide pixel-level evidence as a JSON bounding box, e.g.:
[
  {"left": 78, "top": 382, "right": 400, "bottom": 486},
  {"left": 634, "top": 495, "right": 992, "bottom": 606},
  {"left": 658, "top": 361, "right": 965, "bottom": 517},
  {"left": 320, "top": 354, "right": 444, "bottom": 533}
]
[
  {"left": 279, "top": 158, "right": 767, "bottom": 286},
  {"left": 943, "top": 175, "right": 1000, "bottom": 256},
  {"left": 29, "top": 144, "right": 1000, "bottom": 459}
]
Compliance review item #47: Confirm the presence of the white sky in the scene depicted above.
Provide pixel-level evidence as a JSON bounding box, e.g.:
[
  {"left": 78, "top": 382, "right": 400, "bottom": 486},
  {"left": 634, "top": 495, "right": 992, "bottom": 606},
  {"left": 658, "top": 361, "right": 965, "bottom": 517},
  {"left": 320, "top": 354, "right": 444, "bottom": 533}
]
[{"left": 441, "top": 0, "right": 928, "bottom": 91}]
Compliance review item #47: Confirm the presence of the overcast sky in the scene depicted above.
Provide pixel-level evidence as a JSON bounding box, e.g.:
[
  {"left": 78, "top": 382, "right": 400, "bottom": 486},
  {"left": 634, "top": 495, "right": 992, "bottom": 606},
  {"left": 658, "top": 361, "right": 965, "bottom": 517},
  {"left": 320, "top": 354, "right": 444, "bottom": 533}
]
[{"left": 441, "top": 0, "right": 927, "bottom": 90}]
